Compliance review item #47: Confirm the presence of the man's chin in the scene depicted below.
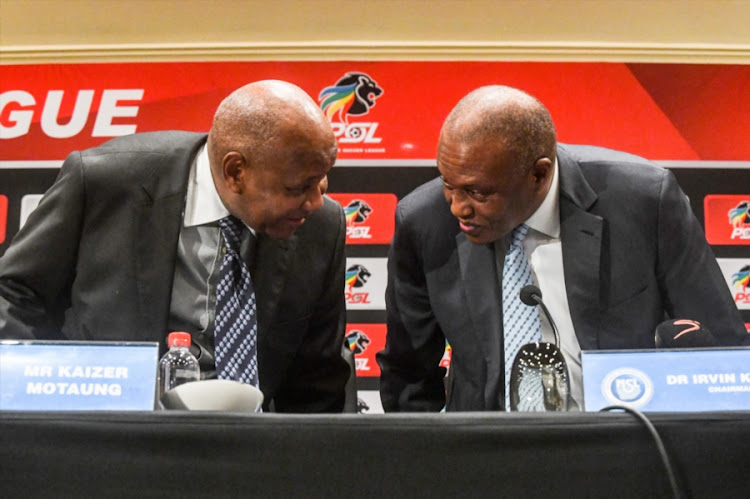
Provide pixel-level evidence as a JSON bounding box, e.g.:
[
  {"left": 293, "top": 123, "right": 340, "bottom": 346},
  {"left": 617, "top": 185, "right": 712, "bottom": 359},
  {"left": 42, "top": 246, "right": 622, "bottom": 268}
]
[
  {"left": 265, "top": 219, "right": 306, "bottom": 240},
  {"left": 466, "top": 229, "right": 506, "bottom": 245},
  {"left": 466, "top": 234, "right": 490, "bottom": 245}
]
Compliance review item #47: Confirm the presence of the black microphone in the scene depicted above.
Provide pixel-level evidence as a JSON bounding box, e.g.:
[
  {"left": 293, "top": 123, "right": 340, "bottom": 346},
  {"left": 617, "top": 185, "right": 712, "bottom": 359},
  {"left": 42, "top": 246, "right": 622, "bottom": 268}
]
[
  {"left": 655, "top": 319, "right": 718, "bottom": 349},
  {"left": 520, "top": 285, "right": 561, "bottom": 348},
  {"left": 509, "top": 285, "right": 570, "bottom": 411}
]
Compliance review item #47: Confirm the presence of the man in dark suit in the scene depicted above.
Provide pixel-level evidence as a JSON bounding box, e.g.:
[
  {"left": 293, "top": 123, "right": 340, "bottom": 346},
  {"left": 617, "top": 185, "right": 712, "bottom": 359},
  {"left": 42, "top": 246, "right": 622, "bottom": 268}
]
[
  {"left": 377, "top": 85, "right": 748, "bottom": 412},
  {"left": 0, "top": 80, "right": 350, "bottom": 412}
]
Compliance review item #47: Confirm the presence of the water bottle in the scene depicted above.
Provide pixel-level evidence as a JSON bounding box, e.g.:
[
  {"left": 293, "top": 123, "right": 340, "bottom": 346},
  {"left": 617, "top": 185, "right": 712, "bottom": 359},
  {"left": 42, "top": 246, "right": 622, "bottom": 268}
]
[{"left": 157, "top": 331, "right": 200, "bottom": 402}]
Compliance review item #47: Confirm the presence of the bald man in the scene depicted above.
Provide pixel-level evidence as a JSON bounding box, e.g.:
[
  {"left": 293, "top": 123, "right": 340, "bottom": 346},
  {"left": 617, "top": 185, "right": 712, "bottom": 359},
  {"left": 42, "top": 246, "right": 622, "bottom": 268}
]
[
  {"left": 377, "top": 85, "right": 748, "bottom": 412},
  {"left": 0, "top": 80, "right": 350, "bottom": 412}
]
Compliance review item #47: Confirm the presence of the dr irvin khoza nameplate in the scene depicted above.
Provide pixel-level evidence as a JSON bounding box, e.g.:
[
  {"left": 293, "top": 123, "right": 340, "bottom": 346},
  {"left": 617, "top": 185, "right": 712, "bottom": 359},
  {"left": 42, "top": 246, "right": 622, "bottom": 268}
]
[
  {"left": 581, "top": 348, "right": 750, "bottom": 412},
  {"left": 0, "top": 340, "right": 159, "bottom": 411}
]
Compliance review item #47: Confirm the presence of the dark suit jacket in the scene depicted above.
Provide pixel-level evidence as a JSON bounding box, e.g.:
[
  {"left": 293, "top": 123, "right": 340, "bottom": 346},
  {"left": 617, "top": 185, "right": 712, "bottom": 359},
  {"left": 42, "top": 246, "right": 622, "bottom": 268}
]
[
  {"left": 0, "top": 131, "right": 350, "bottom": 413},
  {"left": 377, "top": 143, "right": 749, "bottom": 412}
]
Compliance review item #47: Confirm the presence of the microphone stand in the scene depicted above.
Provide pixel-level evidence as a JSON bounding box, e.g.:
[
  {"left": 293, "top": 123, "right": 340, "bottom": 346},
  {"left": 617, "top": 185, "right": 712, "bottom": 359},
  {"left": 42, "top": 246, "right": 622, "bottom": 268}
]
[
  {"left": 510, "top": 285, "right": 570, "bottom": 411},
  {"left": 523, "top": 287, "right": 561, "bottom": 347}
]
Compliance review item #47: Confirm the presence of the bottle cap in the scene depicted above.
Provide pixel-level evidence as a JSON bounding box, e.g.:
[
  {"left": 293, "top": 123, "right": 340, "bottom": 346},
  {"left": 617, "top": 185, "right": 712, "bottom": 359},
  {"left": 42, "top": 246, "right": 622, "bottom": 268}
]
[{"left": 167, "top": 331, "right": 192, "bottom": 348}]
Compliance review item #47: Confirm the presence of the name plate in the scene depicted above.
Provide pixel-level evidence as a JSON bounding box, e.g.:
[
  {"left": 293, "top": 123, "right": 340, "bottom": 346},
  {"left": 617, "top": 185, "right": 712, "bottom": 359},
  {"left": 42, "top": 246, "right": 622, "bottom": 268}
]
[
  {"left": 0, "top": 340, "right": 159, "bottom": 411},
  {"left": 582, "top": 348, "right": 750, "bottom": 412}
]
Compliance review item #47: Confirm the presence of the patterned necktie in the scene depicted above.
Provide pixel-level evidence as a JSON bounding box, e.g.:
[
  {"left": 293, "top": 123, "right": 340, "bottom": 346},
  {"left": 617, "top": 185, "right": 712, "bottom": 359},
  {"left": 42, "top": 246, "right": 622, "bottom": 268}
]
[
  {"left": 502, "top": 223, "right": 541, "bottom": 409},
  {"left": 214, "top": 216, "right": 259, "bottom": 387}
]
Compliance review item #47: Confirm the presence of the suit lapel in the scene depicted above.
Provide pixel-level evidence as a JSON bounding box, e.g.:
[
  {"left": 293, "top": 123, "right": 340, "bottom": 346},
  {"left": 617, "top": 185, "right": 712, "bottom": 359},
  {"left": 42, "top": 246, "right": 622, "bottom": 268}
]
[
  {"left": 133, "top": 134, "right": 204, "bottom": 340},
  {"left": 251, "top": 233, "right": 297, "bottom": 335},
  {"left": 251, "top": 233, "right": 296, "bottom": 395},
  {"left": 557, "top": 146, "right": 604, "bottom": 350},
  {"left": 133, "top": 188, "right": 187, "bottom": 340}
]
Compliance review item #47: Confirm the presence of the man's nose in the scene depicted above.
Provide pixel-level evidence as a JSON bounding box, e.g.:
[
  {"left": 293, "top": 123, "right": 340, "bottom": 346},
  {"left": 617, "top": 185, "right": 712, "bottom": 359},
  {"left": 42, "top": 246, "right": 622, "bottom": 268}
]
[
  {"left": 303, "top": 181, "right": 325, "bottom": 212},
  {"left": 448, "top": 190, "right": 473, "bottom": 219}
]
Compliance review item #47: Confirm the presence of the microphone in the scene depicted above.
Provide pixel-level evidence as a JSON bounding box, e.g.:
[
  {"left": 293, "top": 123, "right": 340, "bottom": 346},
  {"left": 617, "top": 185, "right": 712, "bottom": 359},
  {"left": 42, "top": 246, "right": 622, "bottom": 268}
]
[
  {"left": 509, "top": 285, "right": 570, "bottom": 411},
  {"left": 655, "top": 319, "right": 718, "bottom": 349},
  {"left": 520, "top": 285, "right": 561, "bottom": 347},
  {"left": 159, "top": 379, "right": 264, "bottom": 412}
]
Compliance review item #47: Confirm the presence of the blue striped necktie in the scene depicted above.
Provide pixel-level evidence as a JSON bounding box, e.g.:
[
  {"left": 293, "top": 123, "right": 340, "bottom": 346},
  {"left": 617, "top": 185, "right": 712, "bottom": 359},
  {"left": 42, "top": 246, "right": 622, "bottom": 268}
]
[
  {"left": 502, "top": 223, "right": 541, "bottom": 409},
  {"left": 214, "top": 216, "right": 259, "bottom": 387}
]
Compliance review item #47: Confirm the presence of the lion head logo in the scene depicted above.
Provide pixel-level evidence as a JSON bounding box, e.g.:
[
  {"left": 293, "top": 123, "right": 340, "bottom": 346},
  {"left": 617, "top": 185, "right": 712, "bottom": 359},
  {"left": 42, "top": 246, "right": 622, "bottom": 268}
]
[
  {"left": 343, "top": 199, "right": 373, "bottom": 225},
  {"left": 346, "top": 330, "right": 371, "bottom": 354},
  {"left": 345, "top": 264, "right": 371, "bottom": 290},
  {"left": 732, "top": 265, "right": 750, "bottom": 291},
  {"left": 729, "top": 201, "right": 750, "bottom": 227},
  {"left": 319, "top": 72, "right": 383, "bottom": 123},
  {"left": 357, "top": 398, "right": 370, "bottom": 413}
]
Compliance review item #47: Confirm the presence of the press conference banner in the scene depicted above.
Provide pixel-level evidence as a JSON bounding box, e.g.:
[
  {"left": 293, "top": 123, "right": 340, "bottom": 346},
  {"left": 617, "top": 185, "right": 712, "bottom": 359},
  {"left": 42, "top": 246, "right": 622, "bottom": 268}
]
[
  {"left": 1, "top": 62, "right": 749, "bottom": 412},
  {"left": 2, "top": 61, "right": 750, "bottom": 163}
]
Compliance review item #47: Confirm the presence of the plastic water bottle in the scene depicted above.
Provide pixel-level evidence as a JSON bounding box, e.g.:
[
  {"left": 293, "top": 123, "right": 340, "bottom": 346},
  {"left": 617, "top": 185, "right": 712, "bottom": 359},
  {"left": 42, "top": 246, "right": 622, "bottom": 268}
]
[{"left": 157, "top": 331, "right": 200, "bottom": 401}]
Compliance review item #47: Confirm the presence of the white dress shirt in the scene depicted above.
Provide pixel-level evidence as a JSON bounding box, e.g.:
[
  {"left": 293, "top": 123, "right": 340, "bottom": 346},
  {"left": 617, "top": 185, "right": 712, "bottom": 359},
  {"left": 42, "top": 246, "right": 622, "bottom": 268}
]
[
  {"left": 495, "top": 160, "right": 584, "bottom": 410},
  {"left": 168, "top": 144, "right": 229, "bottom": 335}
]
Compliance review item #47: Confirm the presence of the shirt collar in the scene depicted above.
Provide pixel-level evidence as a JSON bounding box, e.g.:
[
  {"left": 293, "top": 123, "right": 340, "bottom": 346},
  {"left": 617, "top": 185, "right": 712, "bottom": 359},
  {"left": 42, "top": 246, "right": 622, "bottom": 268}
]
[
  {"left": 524, "top": 157, "right": 560, "bottom": 239},
  {"left": 183, "top": 144, "right": 230, "bottom": 228}
]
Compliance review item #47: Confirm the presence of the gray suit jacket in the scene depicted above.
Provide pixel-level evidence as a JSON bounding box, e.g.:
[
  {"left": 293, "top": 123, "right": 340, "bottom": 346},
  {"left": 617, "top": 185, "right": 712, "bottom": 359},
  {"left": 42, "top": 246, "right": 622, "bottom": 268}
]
[
  {"left": 377, "top": 143, "right": 748, "bottom": 412},
  {"left": 0, "top": 131, "right": 350, "bottom": 412}
]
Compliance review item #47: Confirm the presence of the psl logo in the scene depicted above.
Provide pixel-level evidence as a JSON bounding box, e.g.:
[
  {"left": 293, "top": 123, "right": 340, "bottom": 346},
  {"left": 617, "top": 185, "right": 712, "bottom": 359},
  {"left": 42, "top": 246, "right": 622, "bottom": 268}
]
[
  {"left": 729, "top": 201, "right": 750, "bottom": 240},
  {"left": 602, "top": 368, "right": 654, "bottom": 409},
  {"left": 345, "top": 264, "right": 371, "bottom": 304},
  {"left": 345, "top": 264, "right": 371, "bottom": 289},
  {"left": 346, "top": 330, "right": 372, "bottom": 371},
  {"left": 346, "top": 330, "right": 371, "bottom": 354},
  {"left": 344, "top": 264, "right": 372, "bottom": 304},
  {"left": 319, "top": 72, "right": 384, "bottom": 144},
  {"left": 344, "top": 199, "right": 373, "bottom": 239},
  {"left": 732, "top": 265, "right": 750, "bottom": 305}
]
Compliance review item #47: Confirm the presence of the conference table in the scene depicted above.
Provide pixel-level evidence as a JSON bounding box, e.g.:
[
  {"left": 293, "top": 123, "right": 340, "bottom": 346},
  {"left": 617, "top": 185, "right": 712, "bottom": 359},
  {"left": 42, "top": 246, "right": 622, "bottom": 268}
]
[{"left": 2, "top": 410, "right": 748, "bottom": 498}]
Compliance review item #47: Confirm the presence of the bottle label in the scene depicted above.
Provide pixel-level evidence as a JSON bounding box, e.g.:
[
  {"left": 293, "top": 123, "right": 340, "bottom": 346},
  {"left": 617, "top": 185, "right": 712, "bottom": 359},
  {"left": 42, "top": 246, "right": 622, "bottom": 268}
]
[{"left": 174, "top": 369, "right": 199, "bottom": 379}]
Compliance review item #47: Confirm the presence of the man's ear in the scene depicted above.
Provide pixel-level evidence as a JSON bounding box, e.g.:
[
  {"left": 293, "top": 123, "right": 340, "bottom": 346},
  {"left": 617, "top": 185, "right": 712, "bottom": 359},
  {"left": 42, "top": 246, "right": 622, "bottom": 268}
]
[
  {"left": 531, "top": 156, "right": 553, "bottom": 188},
  {"left": 222, "top": 151, "right": 246, "bottom": 193}
]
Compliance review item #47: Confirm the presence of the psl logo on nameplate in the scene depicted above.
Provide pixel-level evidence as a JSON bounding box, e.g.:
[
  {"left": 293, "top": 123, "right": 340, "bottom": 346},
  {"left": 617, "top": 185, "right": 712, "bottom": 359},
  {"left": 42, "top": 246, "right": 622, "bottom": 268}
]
[
  {"left": 601, "top": 368, "right": 655, "bottom": 409},
  {"left": 717, "top": 258, "right": 750, "bottom": 309},
  {"left": 704, "top": 195, "right": 750, "bottom": 245},
  {"left": 327, "top": 193, "right": 397, "bottom": 244},
  {"left": 344, "top": 257, "right": 387, "bottom": 310},
  {"left": 318, "top": 72, "right": 385, "bottom": 155}
]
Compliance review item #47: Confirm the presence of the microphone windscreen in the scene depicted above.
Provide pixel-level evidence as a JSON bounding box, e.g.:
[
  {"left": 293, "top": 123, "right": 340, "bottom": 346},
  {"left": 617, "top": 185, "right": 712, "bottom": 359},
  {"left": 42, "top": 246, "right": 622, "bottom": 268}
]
[
  {"left": 520, "top": 285, "right": 542, "bottom": 306},
  {"left": 509, "top": 342, "right": 569, "bottom": 411},
  {"left": 160, "top": 379, "right": 264, "bottom": 412},
  {"left": 655, "top": 319, "right": 718, "bottom": 348}
]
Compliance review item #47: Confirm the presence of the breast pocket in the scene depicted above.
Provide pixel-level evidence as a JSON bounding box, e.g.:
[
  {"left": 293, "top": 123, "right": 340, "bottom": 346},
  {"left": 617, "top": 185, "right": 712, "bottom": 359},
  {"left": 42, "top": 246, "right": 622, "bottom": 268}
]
[
  {"left": 607, "top": 282, "right": 649, "bottom": 311},
  {"left": 601, "top": 282, "right": 661, "bottom": 348}
]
